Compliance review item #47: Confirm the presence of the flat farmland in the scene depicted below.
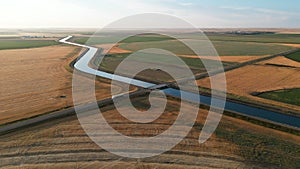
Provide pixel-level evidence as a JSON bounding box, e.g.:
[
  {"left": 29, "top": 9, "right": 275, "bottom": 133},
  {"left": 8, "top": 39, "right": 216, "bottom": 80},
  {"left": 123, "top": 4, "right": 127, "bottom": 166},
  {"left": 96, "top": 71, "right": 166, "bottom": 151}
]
[
  {"left": 74, "top": 33, "right": 298, "bottom": 85},
  {"left": 179, "top": 55, "right": 266, "bottom": 63},
  {"left": 285, "top": 50, "right": 300, "bottom": 62},
  {"left": 119, "top": 38, "right": 295, "bottom": 56},
  {"left": 0, "top": 45, "right": 128, "bottom": 125},
  {"left": 0, "top": 95, "right": 299, "bottom": 168},
  {"left": 0, "top": 39, "right": 59, "bottom": 50},
  {"left": 73, "top": 34, "right": 296, "bottom": 56},
  {"left": 258, "top": 88, "right": 300, "bottom": 106},
  {"left": 95, "top": 43, "right": 132, "bottom": 54},
  {"left": 258, "top": 56, "right": 300, "bottom": 68},
  {"left": 193, "top": 33, "right": 300, "bottom": 44},
  {"left": 72, "top": 34, "right": 174, "bottom": 45},
  {"left": 1, "top": 32, "right": 300, "bottom": 169},
  {"left": 96, "top": 43, "right": 267, "bottom": 64},
  {"left": 94, "top": 35, "right": 295, "bottom": 83},
  {"left": 197, "top": 64, "right": 300, "bottom": 112},
  {"left": 97, "top": 52, "right": 233, "bottom": 83}
]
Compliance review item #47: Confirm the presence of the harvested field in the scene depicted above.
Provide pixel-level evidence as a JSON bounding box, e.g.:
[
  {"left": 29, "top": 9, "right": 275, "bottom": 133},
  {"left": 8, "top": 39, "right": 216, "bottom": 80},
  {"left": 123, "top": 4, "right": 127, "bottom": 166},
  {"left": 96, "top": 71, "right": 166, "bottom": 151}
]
[
  {"left": 280, "top": 43, "right": 300, "bottom": 48},
  {"left": 0, "top": 162, "right": 243, "bottom": 169},
  {"left": 0, "top": 96, "right": 299, "bottom": 168},
  {"left": 95, "top": 43, "right": 132, "bottom": 54},
  {"left": 0, "top": 45, "right": 128, "bottom": 125},
  {"left": 179, "top": 55, "right": 266, "bottom": 63},
  {"left": 197, "top": 65, "right": 300, "bottom": 111},
  {"left": 258, "top": 56, "right": 300, "bottom": 68}
]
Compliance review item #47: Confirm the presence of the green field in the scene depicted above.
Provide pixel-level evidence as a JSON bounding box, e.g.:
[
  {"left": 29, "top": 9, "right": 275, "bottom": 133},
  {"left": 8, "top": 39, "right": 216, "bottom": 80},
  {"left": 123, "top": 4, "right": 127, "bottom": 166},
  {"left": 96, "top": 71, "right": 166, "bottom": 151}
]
[
  {"left": 186, "top": 33, "right": 300, "bottom": 44},
  {"left": 73, "top": 34, "right": 174, "bottom": 45},
  {"left": 285, "top": 50, "right": 300, "bottom": 62},
  {"left": 74, "top": 33, "right": 300, "bottom": 45},
  {"left": 257, "top": 88, "right": 300, "bottom": 106},
  {"left": 73, "top": 33, "right": 296, "bottom": 56},
  {"left": 0, "top": 39, "right": 59, "bottom": 50},
  {"left": 96, "top": 51, "right": 233, "bottom": 82},
  {"left": 91, "top": 33, "right": 296, "bottom": 82},
  {"left": 120, "top": 40, "right": 294, "bottom": 56},
  {"left": 99, "top": 52, "right": 232, "bottom": 70}
]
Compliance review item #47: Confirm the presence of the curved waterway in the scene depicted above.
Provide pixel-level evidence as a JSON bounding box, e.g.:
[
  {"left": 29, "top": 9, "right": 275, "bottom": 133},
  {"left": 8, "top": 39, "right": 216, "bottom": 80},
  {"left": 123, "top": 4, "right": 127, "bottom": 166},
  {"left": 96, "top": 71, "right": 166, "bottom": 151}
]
[{"left": 59, "top": 36, "right": 300, "bottom": 129}]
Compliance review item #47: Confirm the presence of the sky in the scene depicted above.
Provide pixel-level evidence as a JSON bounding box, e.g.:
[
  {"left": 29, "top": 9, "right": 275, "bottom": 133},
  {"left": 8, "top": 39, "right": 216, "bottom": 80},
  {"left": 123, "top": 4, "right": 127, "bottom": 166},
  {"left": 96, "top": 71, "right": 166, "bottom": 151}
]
[{"left": 1, "top": 0, "right": 300, "bottom": 28}]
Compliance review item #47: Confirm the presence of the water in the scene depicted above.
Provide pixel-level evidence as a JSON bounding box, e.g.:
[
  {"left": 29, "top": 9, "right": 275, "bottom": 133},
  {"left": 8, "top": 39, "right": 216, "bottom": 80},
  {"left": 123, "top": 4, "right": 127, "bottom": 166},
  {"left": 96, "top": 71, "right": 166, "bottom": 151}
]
[{"left": 163, "top": 88, "right": 300, "bottom": 128}]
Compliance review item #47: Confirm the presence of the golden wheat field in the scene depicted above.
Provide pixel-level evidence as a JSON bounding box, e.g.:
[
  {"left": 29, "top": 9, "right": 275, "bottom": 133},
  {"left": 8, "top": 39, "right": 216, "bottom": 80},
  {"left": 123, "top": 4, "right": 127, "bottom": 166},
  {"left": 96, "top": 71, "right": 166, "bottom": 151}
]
[
  {"left": 197, "top": 62, "right": 300, "bottom": 112},
  {"left": 0, "top": 45, "right": 129, "bottom": 125}
]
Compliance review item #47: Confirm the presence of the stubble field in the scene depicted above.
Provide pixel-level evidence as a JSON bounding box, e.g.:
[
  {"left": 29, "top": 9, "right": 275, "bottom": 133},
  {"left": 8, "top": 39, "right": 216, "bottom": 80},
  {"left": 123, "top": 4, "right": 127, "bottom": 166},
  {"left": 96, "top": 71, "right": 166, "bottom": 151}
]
[
  {"left": 0, "top": 95, "right": 299, "bottom": 168},
  {"left": 197, "top": 63, "right": 300, "bottom": 112},
  {"left": 0, "top": 45, "right": 128, "bottom": 125}
]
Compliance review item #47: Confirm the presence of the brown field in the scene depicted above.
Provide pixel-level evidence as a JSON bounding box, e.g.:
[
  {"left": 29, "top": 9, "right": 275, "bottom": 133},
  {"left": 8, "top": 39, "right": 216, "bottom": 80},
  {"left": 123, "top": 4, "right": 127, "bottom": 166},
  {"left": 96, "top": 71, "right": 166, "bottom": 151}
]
[
  {"left": 95, "top": 43, "right": 132, "bottom": 54},
  {"left": 0, "top": 45, "right": 128, "bottom": 125},
  {"left": 280, "top": 43, "right": 300, "bottom": 48},
  {"left": 197, "top": 64, "right": 300, "bottom": 112},
  {"left": 258, "top": 56, "right": 300, "bottom": 68},
  {"left": 179, "top": 55, "right": 266, "bottom": 63},
  {"left": 0, "top": 96, "right": 299, "bottom": 168},
  {"left": 0, "top": 162, "right": 241, "bottom": 169}
]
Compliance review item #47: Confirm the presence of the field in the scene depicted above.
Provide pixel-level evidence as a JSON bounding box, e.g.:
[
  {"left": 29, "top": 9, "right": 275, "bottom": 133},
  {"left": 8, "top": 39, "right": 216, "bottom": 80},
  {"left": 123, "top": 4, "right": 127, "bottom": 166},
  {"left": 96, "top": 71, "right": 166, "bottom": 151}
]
[
  {"left": 120, "top": 39, "right": 295, "bottom": 56},
  {"left": 195, "top": 34, "right": 300, "bottom": 44},
  {"left": 72, "top": 34, "right": 296, "bottom": 56},
  {"left": 258, "top": 56, "right": 300, "bottom": 67},
  {"left": 72, "top": 34, "right": 174, "bottom": 45},
  {"left": 0, "top": 39, "right": 60, "bottom": 50},
  {"left": 73, "top": 34, "right": 297, "bottom": 81},
  {"left": 1, "top": 30, "right": 300, "bottom": 168},
  {"left": 0, "top": 45, "right": 130, "bottom": 125},
  {"left": 89, "top": 33, "right": 296, "bottom": 84},
  {"left": 0, "top": 95, "right": 299, "bottom": 168},
  {"left": 257, "top": 88, "right": 300, "bottom": 106},
  {"left": 96, "top": 52, "right": 233, "bottom": 83},
  {"left": 95, "top": 43, "right": 132, "bottom": 54},
  {"left": 285, "top": 50, "right": 300, "bottom": 62},
  {"left": 197, "top": 64, "right": 300, "bottom": 112},
  {"left": 180, "top": 55, "right": 266, "bottom": 63},
  {"left": 98, "top": 51, "right": 232, "bottom": 70},
  {"left": 73, "top": 33, "right": 300, "bottom": 44},
  {"left": 85, "top": 34, "right": 296, "bottom": 84}
]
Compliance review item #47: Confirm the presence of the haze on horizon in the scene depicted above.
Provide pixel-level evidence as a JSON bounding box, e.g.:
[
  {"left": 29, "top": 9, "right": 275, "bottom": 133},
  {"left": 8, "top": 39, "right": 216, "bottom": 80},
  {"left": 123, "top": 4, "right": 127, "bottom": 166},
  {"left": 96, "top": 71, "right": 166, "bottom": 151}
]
[{"left": 0, "top": 0, "right": 300, "bottom": 29}]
